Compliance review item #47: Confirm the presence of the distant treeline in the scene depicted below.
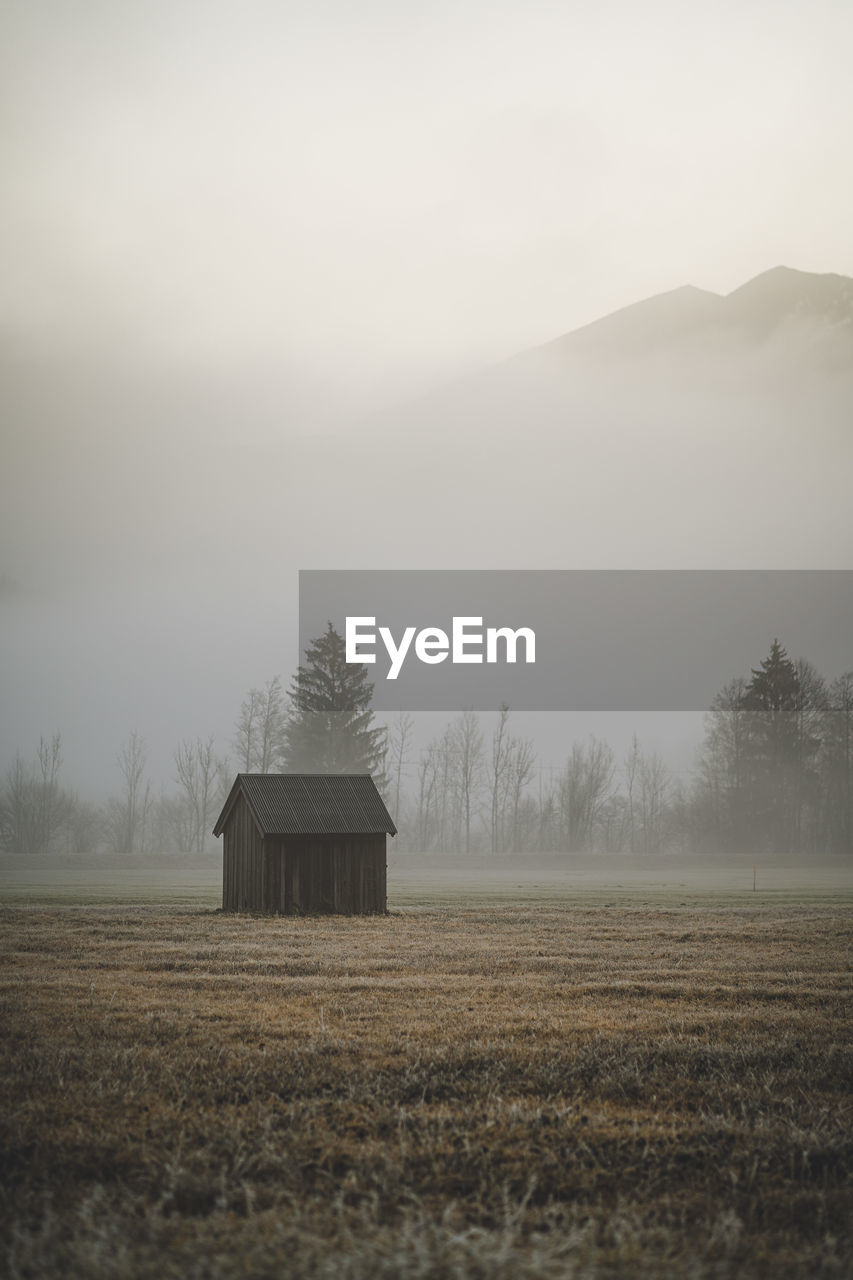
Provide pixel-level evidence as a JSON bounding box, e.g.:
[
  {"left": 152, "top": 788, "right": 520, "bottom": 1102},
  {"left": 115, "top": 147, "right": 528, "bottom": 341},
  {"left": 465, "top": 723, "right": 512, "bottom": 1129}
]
[
  {"left": 395, "top": 640, "right": 852, "bottom": 857},
  {"left": 1, "top": 639, "right": 851, "bottom": 857}
]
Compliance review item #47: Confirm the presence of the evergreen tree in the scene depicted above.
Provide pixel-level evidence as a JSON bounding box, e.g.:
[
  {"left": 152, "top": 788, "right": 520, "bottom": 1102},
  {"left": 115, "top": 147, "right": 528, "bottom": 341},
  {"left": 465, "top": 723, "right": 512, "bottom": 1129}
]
[
  {"left": 283, "top": 623, "right": 387, "bottom": 781},
  {"left": 740, "top": 639, "right": 819, "bottom": 853},
  {"left": 743, "top": 639, "right": 800, "bottom": 715}
]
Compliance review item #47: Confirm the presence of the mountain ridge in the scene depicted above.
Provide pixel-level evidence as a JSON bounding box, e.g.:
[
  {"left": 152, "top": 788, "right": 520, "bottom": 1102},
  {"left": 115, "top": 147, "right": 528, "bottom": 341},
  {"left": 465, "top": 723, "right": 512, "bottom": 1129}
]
[
  {"left": 533, "top": 266, "right": 853, "bottom": 366},
  {"left": 337, "top": 264, "right": 853, "bottom": 438}
]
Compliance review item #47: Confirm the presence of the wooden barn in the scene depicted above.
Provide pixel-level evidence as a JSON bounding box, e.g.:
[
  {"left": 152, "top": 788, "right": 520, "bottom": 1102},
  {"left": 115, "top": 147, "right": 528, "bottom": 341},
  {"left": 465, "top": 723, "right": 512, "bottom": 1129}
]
[{"left": 213, "top": 773, "right": 396, "bottom": 915}]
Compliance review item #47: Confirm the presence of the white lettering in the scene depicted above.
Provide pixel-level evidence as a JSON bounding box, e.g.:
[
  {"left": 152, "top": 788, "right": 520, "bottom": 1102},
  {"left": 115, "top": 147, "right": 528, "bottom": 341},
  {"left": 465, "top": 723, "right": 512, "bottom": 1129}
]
[
  {"left": 346, "top": 616, "right": 376, "bottom": 663},
  {"left": 453, "top": 616, "right": 483, "bottom": 663},
  {"left": 345, "top": 617, "right": 536, "bottom": 678},
  {"left": 379, "top": 625, "right": 416, "bottom": 680},
  {"left": 486, "top": 626, "right": 536, "bottom": 664},
  {"left": 415, "top": 627, "right": 449, "bottom": 664}
]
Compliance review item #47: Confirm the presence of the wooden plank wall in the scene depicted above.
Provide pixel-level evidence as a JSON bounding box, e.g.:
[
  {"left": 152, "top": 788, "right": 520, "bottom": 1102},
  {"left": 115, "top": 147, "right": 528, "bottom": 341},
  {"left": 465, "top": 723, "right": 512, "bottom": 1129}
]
[
  {"left": 221, "top": 793, "right": 265, "bottom": 911},
  {"left": 270, "top": 833, "right": 387, "bottom": 914},
  {"left": 224, "top": 815, "right": 387, "bottom": 914}
]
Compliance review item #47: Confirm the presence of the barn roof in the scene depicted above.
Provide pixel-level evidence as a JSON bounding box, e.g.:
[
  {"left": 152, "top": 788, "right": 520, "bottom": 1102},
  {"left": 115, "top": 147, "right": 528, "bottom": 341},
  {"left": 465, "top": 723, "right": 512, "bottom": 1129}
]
[{"left": 213, "top": 773, "right": 397, "bottom": 839}]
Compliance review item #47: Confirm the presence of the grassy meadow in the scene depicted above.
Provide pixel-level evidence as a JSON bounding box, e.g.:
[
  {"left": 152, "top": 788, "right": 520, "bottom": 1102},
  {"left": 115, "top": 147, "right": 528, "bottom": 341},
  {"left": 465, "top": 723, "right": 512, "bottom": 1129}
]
[{"left": 1, "top": 856, "right": 851, "bottom": 1277}]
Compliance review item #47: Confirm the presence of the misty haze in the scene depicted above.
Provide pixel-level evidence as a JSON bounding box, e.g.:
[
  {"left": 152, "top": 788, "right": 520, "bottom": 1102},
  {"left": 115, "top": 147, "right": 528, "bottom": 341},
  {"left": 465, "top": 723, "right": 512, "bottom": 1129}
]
[
  {"left": 3, "top": 264, "right": 851, "bottom": 798},
  {"left": 2, "top": 1, "right": 852, "bottom": 1274}
]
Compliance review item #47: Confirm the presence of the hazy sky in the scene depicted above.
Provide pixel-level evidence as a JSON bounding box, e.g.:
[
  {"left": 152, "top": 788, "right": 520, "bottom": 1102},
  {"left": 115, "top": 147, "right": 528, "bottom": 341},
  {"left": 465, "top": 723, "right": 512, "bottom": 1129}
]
[
  {"left": 4, "top": 0, "right": 852, "bottom": 383},
  {"left": 2, "top": 0, "right": 852, "bottom": 794}
]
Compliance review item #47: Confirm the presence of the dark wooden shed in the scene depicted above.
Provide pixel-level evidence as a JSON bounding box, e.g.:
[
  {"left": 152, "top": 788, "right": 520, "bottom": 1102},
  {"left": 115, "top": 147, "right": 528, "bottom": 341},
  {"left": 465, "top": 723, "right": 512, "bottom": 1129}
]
[{"left": 213, "top": 773, "right": 396, "bottom": 914}]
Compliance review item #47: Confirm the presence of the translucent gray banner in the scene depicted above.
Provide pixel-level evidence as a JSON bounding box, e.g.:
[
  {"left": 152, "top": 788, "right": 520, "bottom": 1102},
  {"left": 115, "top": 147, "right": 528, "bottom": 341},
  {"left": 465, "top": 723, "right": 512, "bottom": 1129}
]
[{"left": 298, "top": 570, "right": 852, "bottom": 711}]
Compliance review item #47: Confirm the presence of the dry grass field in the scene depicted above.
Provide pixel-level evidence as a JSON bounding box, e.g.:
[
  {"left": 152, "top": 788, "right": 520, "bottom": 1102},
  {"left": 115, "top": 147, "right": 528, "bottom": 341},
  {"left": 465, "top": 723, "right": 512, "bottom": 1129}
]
[{"left": 1, "top": 866, "right": 851, "bottom": 1277}]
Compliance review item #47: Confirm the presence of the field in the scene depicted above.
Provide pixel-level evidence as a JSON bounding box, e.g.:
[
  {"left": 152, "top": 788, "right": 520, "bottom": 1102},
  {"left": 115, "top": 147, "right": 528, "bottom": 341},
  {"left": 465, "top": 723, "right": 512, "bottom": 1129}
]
[{"left": 1, "top": 857, "right": 851, "bottom": 1277}]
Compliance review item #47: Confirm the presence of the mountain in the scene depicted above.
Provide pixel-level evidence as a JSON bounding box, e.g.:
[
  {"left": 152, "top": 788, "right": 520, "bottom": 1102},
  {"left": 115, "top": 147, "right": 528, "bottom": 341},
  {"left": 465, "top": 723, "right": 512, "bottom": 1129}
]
[
  {"left": 375, "top": 264, "right": 852, "bottom": 546},
  {"left": 533, "top": 266, "right": 853, "bottom": 371},
  {"left": 387, "top": 264, "right": 852, "bottom": 463}
]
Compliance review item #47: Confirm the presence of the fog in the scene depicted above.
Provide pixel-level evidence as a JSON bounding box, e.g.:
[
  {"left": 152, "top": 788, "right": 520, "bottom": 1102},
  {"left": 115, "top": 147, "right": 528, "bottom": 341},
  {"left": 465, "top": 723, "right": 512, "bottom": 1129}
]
[
  {"left": 3, "top": 313, "right": 849, "bottom": 801},
  {"left": 2, "top": 1, "right": 852, "bottom": 802}
]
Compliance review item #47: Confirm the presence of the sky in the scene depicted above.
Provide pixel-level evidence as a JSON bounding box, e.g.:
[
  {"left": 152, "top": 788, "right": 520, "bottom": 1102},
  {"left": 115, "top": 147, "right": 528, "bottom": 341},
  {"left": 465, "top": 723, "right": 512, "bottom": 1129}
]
[
  {"left": 4, "top": 0, "right": 853, "bottom": 380},
  {"left": 1, "top": 0, "right": 852, "bottom": 796}
]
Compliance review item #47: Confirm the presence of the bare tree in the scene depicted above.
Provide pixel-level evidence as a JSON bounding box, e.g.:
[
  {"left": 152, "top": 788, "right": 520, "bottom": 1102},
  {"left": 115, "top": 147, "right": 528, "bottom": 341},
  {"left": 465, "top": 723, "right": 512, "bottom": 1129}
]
[
  {"left": 2, "top": 753, "right": 39, "bottom": 854},
  {"left": 489, "top": 704, "right": 512, "bottom": 854},
  {"left": 621, "top": 736, "right": 671, "bottom": 855},
  {"left": 0, "top": 733, "right": 69, "bottom": 855},
  {"left": 823, "top": 671, "right": 853, "bottom": 852},
  {"left": 535, "top": 767, "right": 560, "bottom": 853},
  {"left": 637, "top": 748, "right": 670, "bottom": 855},
  {"left": 388, "top": 711, "right": 414, "bottom": 828},
  {"left": 791, "top": 658, "right": 828, "bottom": 850},
  {"left": 416, "top": 742, "right": 439, "bottom": 851},
  {"left": 506, "top": 734, "right": 537, "bottom": 853},
  {"left": 488, "top": 710, "right": 536, "bottom": 854},
  {"left": 148, "top": 790, "right": 189, "bottom": 855},
  {"left": 233, "top": 677, "right": 287, "bottom": 773},
  {"left": 560, "top": 737, "right": 614, "bottom": 851},
  {"left": 415, "top": 727, "right": 463, "bottom": 853},
  {"left": 234, "top": 687, "right": 263, "bottom": 771},
  {"left": 174, "top": 735, "right": 227, "bottom": 853},
  {"left": 64, "top": 795, "right": 103, "bottom": 854},
  {"left": 36, "top": 733, "right": 63, "bottom": 854},
  {"left": 451, "top": 710, "right": 483, "bottom": 854},
  {"left": 623, "top": 735, "right": 641, "bottom": 855},
  {"left": 258, "top": 677, "right": 286, "bottom": 772},
  {"left": 110, "top": 730, "right": 151, "bottom": 854}
]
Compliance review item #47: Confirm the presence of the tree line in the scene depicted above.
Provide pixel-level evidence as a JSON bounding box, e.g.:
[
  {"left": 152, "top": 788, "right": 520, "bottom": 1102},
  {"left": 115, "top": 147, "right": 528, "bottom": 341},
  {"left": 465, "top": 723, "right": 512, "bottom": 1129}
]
[
  {"left": 401, "top": 640, "right": 852, "bottom": 856},
  {"left": 1, "top": 630, "right": 850, "bottom": 856},
  {"left": 400, "top": 715, "right": 678, "bottom": 856},
  {"left": 0, "top": 729, "right": 229, "bottom": 857},
  {"left": 0, "top": 624, "right": 385, "bottom": 856}
]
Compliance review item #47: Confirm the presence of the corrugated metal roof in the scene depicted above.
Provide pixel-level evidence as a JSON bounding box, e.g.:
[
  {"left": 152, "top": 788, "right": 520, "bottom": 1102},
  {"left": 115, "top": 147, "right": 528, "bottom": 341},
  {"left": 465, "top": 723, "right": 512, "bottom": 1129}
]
[{"left": 213, "top": 773, "right": 397, "bottom": 838}]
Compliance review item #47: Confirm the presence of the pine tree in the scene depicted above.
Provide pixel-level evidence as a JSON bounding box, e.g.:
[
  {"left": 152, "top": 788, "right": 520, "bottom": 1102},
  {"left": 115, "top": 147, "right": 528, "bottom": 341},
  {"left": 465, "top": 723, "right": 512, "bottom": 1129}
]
[
  {"left": 283, "top": 623, "right": 388, "bottom": 781},
  {"left": 741, "top": 639, "right": 810, "bottom": 852},
  {"left": 743, "top": 639, "right": 800, "bottom": 716}
]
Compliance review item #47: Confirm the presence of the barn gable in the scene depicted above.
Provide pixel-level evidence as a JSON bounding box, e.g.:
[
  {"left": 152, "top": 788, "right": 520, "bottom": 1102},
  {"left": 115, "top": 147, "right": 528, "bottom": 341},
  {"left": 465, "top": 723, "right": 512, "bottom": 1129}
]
[{"left": 213, "top": 774, "right": 395, "bottom": 915}]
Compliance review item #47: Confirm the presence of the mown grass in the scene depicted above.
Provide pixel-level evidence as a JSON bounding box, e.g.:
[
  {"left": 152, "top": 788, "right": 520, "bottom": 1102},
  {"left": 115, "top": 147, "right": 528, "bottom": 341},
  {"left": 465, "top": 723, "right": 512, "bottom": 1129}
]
[{"left": 0, "top": 897, "right": 851, "bottom": 1277}]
